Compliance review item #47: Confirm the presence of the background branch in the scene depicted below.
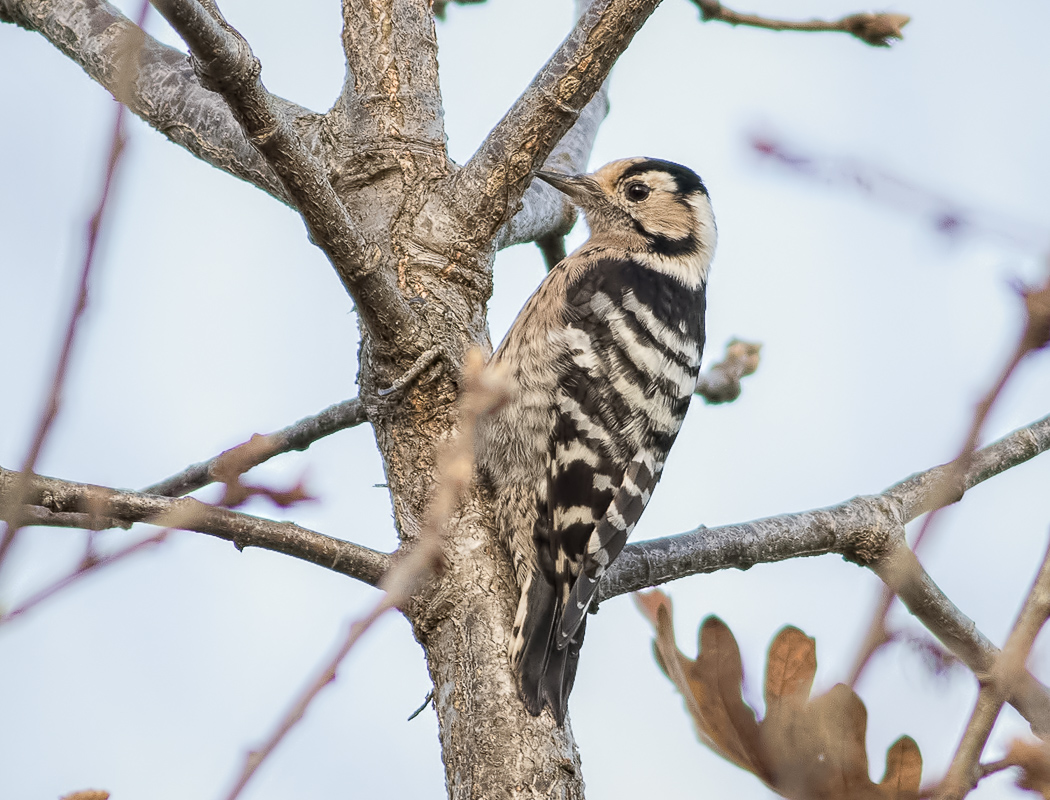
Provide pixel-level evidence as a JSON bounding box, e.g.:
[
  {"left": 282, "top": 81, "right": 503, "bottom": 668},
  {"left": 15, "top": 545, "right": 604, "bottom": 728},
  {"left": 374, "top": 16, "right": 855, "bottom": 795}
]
[
  {"left": 692, "top": 1, "right": 910, "bottom": 47},
  {"left": 0, "top": 10, "right": 143, "bottom": 574},
  {"left": 850, "top": 275, "right": 1050, "bottom": 685},
  {"left": 694, "top": 339, "right": 762, "bottom": 404},
  {"left": 493, "top": 81, "right": 610, "bottom": 250},
  {"left": 0, "top": 529, "right": 169, "bottom": 625}
]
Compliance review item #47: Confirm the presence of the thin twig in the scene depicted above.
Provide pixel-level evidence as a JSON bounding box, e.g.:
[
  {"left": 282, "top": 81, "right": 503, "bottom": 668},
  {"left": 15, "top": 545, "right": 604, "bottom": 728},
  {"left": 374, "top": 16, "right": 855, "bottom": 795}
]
[
  {"left": 0, "top": 0, "right": 149, "bottom": 576},
  {"left": 142, "top": 397, "right": 367, "bottom": 498},
  {"left": 220, "top": 596, "right": 398, "bottom": 800},
  {"left": 407, "top": 690, "right": 435, "bottom": 721},
  {"left": 221, "top": 350, "right": 512, "bottom": 800},
  {"left": 850, "top": 272, "right": 1050, "bottom": 686},
  {"left": 0, "top": 530, "right": 170, "bottom": 626},
  {"left": 377, "top": 347, "right": 442, "bottom": 397},
  {"left": 692, "top": 1, "right": 910, "bottom": 47},
  {"left": 936, "top": 533, "right": 1050, "bottom": 799}
]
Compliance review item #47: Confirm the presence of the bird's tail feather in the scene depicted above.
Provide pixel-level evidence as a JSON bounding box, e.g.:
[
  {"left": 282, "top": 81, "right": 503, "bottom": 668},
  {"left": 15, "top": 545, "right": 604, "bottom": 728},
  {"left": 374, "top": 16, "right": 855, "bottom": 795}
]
[{"left": 510, "top": 573, "right": 585, "bottom": 725}]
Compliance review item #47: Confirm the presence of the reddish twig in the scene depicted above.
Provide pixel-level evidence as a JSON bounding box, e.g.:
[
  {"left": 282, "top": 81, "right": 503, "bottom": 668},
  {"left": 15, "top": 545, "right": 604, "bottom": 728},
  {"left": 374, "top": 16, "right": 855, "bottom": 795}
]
[
  {"left": 751, "top": 134, "right": 1050, "bottom": 252},
  {"left": 0, "top": 0, "right": 150, "bottom": 576},
  {"left": 219, "top": 597, "right": 400, "bottom": 800},
  {"left": 935, "top": 531, "right": 1050, "bottom": 799},
  {"left": 0, "top": 530, "right": 170, "bottom": 626},
  {"left": 693, "top": 1, "right": 910, "bottom": 47}
]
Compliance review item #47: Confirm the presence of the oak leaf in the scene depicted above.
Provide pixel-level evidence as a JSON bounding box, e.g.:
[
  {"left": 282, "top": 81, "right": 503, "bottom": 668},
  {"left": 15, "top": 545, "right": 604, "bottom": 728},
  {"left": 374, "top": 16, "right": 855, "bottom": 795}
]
[{"left": 636, "top": 590, "right": 921, "bottom": 800}]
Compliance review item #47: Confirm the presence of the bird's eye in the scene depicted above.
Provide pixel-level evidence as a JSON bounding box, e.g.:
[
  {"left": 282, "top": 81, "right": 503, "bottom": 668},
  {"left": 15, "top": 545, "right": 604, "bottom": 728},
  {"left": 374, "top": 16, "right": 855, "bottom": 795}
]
[{"left": 625, "top": 183, "right": 650, "bottom": 202}]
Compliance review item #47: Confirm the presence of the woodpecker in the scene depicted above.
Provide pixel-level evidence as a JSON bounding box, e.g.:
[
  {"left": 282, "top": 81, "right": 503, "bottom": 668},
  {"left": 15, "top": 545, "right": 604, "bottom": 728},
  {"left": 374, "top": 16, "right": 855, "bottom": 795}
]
[{"left": 475, "top": 157, "right": 716, "bottom": 725}]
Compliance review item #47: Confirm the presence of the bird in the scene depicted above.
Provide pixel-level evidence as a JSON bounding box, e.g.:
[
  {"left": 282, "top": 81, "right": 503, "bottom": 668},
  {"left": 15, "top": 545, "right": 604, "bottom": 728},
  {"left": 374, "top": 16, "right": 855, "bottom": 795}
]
[{"left": 474, "top": 157, "right": 716, "bottom": 725}]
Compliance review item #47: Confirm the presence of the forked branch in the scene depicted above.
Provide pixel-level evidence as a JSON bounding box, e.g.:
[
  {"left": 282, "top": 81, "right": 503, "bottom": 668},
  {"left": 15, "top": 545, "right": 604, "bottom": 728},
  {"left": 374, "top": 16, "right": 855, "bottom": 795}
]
[
  {"left": 149, "top": 0, "right": 420, "bottom": 343},
  {"left": 935, "top": 535, "right": 1050, "bottom": 798},
  {"left": 599, "top": 414, "right": 1050, "bottom": 734}
]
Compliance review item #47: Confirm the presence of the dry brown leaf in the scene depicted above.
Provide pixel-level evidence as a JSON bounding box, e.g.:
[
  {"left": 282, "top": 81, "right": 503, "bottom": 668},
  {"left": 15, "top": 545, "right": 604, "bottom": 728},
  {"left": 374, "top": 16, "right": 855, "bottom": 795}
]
[
  {"left": 634, "top": 591, "right": 766, "bottom": 779},
  {"left": 636, "top": 591, "right": 922, "bottom": 800},
  {"left": 765, "top": 626, "right": 816, "bottom": 707},
  {"left": 879, "top": 736, "right": 922, "bottom": 799},
  {"left": 60, "top": 792, "right": 110, "bottom": 800},
  {"left": 1005, "top": 739, "right": 1050, "bottom": 797}
]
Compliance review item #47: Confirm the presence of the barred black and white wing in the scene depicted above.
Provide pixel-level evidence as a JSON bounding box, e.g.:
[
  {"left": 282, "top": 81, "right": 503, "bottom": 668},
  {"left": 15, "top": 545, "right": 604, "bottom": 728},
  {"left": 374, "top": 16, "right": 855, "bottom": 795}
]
[{"left": 514, "top": 254, "right": 706, "bottom": 723}]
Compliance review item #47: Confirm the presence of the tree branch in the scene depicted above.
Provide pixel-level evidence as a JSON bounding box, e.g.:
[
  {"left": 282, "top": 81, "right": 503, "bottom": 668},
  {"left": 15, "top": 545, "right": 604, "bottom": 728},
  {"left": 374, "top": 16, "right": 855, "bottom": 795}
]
[
  {"left": 0, "top": 467, "right": 390, "bottom": 586},
  {"left": 0, "top": 0, "right": 300, "bottom": 201},
  {"left": 149, "top": 0, "right": 421, "bottom": 344},
  {"left": 691, "top": 1, "right": 910, "bottom": 48},
  {"left": 451, "top": 0, "right": 662, "bottom": 244},
  {"left": 335, "top": 0, "right": 446, "bottom": 147},
  {"left": 598, "top": 414, "right": 1050, "bottom": 734},
  {"left": 601, "top": 414, "right": 1050, "bottom": 599},
  {"left": 142, "top": 398, "right": 367, "bottom": 498}
]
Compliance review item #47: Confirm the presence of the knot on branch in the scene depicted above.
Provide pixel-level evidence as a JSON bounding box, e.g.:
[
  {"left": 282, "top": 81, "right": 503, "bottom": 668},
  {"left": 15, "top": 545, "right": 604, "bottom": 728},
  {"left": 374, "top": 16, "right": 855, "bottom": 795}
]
[
  {"left": 191, "top": 35, "right": 260, "bottom": 96},
  {"left": 839, "top": 495, "right": 905, "bottom": 566}
]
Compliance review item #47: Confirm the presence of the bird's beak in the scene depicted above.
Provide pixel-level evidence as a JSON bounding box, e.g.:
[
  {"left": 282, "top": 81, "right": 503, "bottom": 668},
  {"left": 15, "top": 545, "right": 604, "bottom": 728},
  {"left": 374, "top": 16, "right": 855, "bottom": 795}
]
[{"left": 532, "top": 170, "right": 602, "bottom": 206}]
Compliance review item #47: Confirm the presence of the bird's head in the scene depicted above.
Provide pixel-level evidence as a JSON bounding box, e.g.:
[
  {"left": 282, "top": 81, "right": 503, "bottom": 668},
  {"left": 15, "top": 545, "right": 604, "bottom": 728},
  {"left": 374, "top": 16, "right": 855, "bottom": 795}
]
[{"left": 533, "top": 157, "right": 716, "bottom": 285}]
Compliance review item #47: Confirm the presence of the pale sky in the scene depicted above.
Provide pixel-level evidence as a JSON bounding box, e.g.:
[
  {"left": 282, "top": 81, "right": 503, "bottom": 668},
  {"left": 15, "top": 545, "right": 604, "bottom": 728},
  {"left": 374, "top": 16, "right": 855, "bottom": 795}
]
[{"left": 2, "top": 1, "right": 1050, "bottom": 798}]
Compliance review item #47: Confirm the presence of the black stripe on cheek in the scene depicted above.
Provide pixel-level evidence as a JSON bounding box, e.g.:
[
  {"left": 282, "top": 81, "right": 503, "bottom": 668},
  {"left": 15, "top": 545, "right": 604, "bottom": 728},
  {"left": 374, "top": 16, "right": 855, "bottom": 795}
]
[
  {"left": 647, "top": 231, "right": 699, "bottom": 257},
  {"left": 629, "top": 220, "right": 700, "bottom": 257}
]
